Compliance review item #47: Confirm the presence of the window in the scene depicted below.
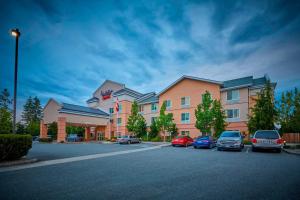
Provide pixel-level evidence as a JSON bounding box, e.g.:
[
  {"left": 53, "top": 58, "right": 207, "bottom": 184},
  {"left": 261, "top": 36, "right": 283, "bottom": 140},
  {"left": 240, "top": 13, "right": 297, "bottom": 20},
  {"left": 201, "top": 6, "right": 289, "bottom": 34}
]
[
  {"left": 109, "top": 108, "right": 114, "bottom": 114},
  {"left": 226, "top": 109, "right": 240, "bottom": 119},
  {"left": 151, "top": 103, "right": 157, "bottom": 112},
  {"left": 181, "top": 113, "right": 190, "bottom": 124},
  {"left": 181, "top": 97, "right": 190, "bottom": 107},
  {"left": 139, "top": 105, "right": 144, "bottom": 113},
  {"left": 151, "top": 117, "right": 157, "bottom": 124},
  {"left": 165, "top": 100, "right": 172, "bottom": 109},
  {"left": 227, "top": 90, "right": 240, "bottom": 101},
  {"left": 181, "top": 131, "right": 190, "bottom": 136},
  {"left": 118, "top": 104, "right": 122, "bottom": 113},
  {"left": 117, "top": 118, "right": 122, "bottom": 126}
]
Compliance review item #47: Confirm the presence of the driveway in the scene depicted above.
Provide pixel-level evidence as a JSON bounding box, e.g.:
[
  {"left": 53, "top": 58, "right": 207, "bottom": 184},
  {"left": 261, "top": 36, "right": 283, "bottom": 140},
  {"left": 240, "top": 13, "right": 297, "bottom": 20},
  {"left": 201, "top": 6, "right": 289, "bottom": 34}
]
[{"left": 0, "top": 144, "right": 299, "bottom": 200}]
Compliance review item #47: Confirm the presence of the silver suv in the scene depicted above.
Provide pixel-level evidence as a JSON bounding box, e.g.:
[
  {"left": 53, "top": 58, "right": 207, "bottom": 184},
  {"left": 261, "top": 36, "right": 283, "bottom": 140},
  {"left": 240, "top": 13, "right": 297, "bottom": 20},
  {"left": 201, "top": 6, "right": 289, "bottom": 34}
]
[
  {"left": 252, "top": 130, "right": 283, "bottom": 153},
  {"left": 117, "top": 135, "right": 141, "bottom": 144},
  {"left": 217, "top": 131, "right": 244, "bottom": 151}
]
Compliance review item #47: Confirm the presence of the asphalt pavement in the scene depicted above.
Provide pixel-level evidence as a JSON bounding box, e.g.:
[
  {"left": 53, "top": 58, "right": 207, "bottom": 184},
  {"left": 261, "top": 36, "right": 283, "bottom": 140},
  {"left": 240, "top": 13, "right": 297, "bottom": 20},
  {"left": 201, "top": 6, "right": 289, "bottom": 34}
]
[{"left": 0, "top": 143, "right": 299, "bottom": 200}]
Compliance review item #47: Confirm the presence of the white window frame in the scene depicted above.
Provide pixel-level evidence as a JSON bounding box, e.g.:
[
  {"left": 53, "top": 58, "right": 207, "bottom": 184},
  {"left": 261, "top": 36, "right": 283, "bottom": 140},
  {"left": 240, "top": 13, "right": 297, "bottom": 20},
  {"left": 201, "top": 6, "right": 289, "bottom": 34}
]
[
  {"left": 117, "top": 118, "right": 122, "bottom": 126},
  {"left": 165, "top": 100, "right": 172, "bottom": 110},
  {"left": 181, "top": 112, "right": 190, "bottom": 124},
  {"left": 226, "top": 109, "right": 240, "bottom": 122},
  {"left": 181, "top": 96, "right": 190, "bottom": 108},
  {"left": 227, "top": 90, "right": 240, "bottom": 102}
]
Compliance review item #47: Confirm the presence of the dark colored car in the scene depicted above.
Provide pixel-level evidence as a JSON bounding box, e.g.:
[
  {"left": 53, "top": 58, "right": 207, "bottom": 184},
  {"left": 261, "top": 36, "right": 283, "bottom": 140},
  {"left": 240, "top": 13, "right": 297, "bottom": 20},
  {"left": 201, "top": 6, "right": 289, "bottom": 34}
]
[
  {"left": 193, "top": 136, "right": 216, "bottom": 149},
  {"left": 66, "top": 134, "right": 83, "bottom": 142},
  {"left": 172, "top": 136, "right": 194, "bottom": 147}
]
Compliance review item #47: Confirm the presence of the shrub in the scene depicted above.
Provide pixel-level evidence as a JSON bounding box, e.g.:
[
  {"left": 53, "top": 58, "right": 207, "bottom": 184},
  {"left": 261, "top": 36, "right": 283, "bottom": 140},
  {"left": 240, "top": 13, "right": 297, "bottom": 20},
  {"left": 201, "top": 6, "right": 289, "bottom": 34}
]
[
  {"left": 0, "top": 134, "right": 32, "bottom": 161},
  {"left": 150, "top": 136, "right": 162, "bottom": 142},
  {"left": 244, "top": 140, "right": 252, "bottom": 145},
  {"left": 39, "top": 137, "right": 53, "bottom": 143}
]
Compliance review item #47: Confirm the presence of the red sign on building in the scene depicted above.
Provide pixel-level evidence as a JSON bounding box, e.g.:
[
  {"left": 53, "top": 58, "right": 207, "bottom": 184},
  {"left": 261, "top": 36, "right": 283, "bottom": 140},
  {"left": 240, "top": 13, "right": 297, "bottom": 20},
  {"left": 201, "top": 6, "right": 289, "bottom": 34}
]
[{"left": 101, "top": 90, "right": 113, "bottom": 100}]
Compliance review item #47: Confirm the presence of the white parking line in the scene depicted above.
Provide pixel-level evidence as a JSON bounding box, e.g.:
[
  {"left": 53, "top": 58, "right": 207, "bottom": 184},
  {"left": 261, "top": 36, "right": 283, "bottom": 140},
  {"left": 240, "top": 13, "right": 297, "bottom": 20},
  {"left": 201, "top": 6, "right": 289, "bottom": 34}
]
[
  {"left": 246, "top": 148, "right": 249, "bottom": 153},
  {"left": 0, "top": 144, "right": 169, "bottom": 173},
  {"left": 211, "top": 148, "right": 216, "bottom": 152}
]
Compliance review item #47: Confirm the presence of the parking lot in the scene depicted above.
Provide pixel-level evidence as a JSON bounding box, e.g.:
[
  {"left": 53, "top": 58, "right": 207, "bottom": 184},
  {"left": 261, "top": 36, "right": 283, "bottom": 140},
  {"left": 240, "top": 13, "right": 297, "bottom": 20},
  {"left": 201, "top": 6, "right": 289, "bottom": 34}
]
[{"left": 0, "top": 142, "right": 300, "bottom": 200}]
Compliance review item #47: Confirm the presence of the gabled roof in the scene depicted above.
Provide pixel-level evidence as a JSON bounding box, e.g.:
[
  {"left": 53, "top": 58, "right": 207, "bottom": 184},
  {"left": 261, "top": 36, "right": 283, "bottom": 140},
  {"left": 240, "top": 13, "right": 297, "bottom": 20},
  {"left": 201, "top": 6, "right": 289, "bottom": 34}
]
[
  {"left": 59, "top": 103, "right": 109, "bottom": 117},
  {"left": 158, "top": 75, "right": 223, "bottom": 96},
  {"left": 43, "top": 98, "right": 61, "bottom": 111},
  {"left": 86, "top": 97, "right": 99, "bottom": 103},
  {"left": 136, "top": 92, "right": 158, "bottom": 104},
  {"left": 113, "top": 87, "right": 143, "bottom": 98},
  {"left": 93, "top": 79, "right": 125, "bottom": 96}
]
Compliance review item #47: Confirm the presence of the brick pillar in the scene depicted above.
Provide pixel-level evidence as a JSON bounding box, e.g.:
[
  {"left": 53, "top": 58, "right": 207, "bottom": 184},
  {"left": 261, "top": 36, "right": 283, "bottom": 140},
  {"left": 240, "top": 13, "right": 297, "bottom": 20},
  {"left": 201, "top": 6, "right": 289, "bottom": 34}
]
[
  {"left": 40, "top": 120, "right": 48, "bottom": 139},
  {"left": 85, "top": 127, "right": 90, "bottom": 141},
  {"left": 57, "top": 117, "right": 66, "bottom": 142}
]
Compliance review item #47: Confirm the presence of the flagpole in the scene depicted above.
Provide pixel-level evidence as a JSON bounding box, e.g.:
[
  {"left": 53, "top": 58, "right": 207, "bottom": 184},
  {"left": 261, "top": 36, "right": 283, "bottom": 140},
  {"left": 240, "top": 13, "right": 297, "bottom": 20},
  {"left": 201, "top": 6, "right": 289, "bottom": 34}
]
[{"left": 117, "top": 110, "right": 119, "bottom": 137}]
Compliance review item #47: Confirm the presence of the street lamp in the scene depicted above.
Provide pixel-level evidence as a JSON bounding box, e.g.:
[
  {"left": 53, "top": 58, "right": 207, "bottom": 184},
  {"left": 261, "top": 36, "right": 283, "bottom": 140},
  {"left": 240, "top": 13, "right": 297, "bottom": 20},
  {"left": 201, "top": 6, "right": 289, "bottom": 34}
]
[{"left": 11, "top": 28, "right": 21, "bottom": 134}]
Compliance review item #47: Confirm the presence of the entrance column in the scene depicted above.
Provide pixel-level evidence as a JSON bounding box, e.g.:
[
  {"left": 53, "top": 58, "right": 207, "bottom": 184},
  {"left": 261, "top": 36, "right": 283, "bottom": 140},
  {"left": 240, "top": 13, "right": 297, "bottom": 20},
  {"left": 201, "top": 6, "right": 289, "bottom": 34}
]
[
  {"left": 40, "top": 120, "right": 48, "bottom": 139},
  {"left": 57, "top": 117, "right": 66, "bottom": 142},
  {"left": 85, "top": 127, "right": 90, "bottom": 141}
]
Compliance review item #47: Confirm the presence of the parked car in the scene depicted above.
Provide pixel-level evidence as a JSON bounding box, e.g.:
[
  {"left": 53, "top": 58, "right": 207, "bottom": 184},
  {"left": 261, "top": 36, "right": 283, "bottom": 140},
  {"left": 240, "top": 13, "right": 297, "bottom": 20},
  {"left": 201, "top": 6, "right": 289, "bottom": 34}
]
[
  {"left": 251, "top": 130, "right": 283, "bottom": 153},
  {"left": 193, "top": 136, "right": 216, "bottom": 149},
  {"left": 117, "top": 135, "right": 141, "bottom": 144},
  {"left": 172, "top": 135, "right": 194, "bottom": 147},
  {"left": 217, "top": 131, "right": 244, "bottom": 151},
  {"left": 66, "top": 134, "right": 83, "bottom": 142}
]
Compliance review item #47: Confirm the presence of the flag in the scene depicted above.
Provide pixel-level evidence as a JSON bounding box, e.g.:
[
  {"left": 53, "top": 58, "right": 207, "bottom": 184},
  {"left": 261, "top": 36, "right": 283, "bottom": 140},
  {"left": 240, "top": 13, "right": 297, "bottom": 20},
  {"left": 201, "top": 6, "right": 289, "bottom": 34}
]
[{"left": 115, "top": 97, "right": 119, "bottom": 112}]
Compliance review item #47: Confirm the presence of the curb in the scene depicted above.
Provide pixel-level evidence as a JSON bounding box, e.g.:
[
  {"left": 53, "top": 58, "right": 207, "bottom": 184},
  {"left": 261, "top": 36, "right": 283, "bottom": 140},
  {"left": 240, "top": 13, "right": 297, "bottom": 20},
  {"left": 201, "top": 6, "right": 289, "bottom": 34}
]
[
  {"left": 0, "top": 158, "right": 39, "bottom": 168},
  {"left": 282, "top": 148, "right": 300, "bottom": 155}
]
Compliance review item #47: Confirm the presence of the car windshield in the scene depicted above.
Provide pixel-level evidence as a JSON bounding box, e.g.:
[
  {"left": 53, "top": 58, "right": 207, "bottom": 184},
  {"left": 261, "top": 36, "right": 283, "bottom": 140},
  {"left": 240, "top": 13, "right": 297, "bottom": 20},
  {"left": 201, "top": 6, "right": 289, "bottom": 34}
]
[
  {"left": 220, "top": 131, "right": 240, "bottom": 137},
  {"left": 255, "top": 131, "right": 279, "bottom": 139}
]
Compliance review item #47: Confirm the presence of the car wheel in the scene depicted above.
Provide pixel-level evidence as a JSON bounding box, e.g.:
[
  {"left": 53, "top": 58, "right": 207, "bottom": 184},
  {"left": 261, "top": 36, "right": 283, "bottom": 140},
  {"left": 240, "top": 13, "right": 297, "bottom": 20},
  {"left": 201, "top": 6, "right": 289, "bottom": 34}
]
[
  {"left": 252, "top": 147, "right": 257, "bottom": 152},
  {"left": 209, "top": 144, "right": 213, "bottom": 149},
  {"left": 276, "top": 149, "right": 282, "bottom": 153},
  {"left": 172, "top": 144, "right": 175, "bottom": 147},
  {"left": 193, "top": 146, "right": 197, "bottom": 149},
  {"left": 217, "top": 147, "right": 222, "bottom": 151}
]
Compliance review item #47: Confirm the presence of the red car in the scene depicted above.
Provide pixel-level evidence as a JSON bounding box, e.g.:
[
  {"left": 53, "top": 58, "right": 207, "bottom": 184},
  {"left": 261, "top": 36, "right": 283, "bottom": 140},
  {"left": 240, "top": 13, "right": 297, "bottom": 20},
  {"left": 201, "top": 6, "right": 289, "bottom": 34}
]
[{"left": 172, "top": 136, "right": 194, "bottom": 147}]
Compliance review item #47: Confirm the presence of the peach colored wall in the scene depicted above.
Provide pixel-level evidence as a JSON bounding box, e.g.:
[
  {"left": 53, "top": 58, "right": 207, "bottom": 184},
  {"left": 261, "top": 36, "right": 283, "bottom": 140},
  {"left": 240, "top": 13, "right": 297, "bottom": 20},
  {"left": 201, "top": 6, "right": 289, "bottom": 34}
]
[
  {"left": 226, "top": 121, "right": 248, "bottom": 133},
  {"left": 112, "top": 100, "right": 132, "bottom": 135},
  {"left": 140, "top": 103, "right": 159, "bottom": 125},
  {"left": 159, "top": 79, "right": 221, "bottom": 138},
  {"left": 43, "top": 99, "right": 61, "bottom": 124},
  {"left": 221, "top": 88, "right": 249, "bottom": 122}
]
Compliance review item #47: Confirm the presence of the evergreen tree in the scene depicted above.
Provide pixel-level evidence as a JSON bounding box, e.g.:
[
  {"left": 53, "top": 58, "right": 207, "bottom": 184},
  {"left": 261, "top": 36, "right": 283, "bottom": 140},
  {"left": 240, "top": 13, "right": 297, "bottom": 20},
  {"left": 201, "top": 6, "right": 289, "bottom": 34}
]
[
  {"left": 126, "top": 101, "right": 147, "bottom": 137},
  {"left": 195, "top": 91, "right": 214, "bottom": 136},
  {"left": 248, "top": 80, "right": 277, "bottom": 133},
  {"left": 290, "top": 88, "right": 300, "bottom": 132},
  {"left": 0, "top": 89, "right": 12, "bottom": 134},
  {"left": 157, "top": 101, "right": 174, "bottom": 142},
  {"left": 22, "top": 96, "right": 34, "bottom": 125},
  {"left": 22, "top": 96, "right": 43, "bottom": 135},
  {"left": 149, "top": 120, "right": 159, "bottom": 139},
  {"left": 212, "top": 100, "right": 227, "bottom": 138},
  {"left": 16, "top": 122, "right": 27, "bottom": 134}
]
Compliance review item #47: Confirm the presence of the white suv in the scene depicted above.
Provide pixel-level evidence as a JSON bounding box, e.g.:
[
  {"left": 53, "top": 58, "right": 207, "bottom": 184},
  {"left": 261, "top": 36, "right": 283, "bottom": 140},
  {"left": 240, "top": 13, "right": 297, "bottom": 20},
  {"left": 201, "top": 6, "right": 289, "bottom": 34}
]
[{"left": 252, "top": 130, "right": 283, "bottom": 153}]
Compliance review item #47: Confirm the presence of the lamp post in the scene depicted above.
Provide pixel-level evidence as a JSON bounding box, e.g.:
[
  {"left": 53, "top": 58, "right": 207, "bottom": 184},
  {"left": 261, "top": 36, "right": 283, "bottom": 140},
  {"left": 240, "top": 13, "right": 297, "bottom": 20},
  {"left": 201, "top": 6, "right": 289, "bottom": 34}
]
[{"left": 11, "top": 28, "right": 21, "bottom": 134}]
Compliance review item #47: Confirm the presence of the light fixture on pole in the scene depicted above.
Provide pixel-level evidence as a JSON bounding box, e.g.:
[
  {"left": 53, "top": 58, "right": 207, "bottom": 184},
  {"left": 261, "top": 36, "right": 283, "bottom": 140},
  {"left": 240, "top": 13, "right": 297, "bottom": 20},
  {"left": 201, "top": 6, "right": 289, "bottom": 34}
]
[{"left": 10, "top": 28, "right": 21, "bottom": 134}]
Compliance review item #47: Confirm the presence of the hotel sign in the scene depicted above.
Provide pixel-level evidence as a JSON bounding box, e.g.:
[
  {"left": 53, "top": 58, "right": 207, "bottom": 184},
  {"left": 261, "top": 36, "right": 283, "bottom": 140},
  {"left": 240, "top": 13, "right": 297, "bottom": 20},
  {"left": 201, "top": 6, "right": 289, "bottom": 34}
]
[{"left": 101, "top": 89, "right": 113, "bottom": 100}]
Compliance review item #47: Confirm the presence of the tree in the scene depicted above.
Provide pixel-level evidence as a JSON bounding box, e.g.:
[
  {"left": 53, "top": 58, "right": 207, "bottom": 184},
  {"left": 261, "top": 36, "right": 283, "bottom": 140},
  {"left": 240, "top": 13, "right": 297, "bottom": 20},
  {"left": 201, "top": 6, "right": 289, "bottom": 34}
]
[
  {"left": 22, "top": 96, "right": 43, "bottom": 135},
  {"left": 149, "top": 120, "right": 159, "bottom": 139},
  {"left": 157, "top": 101, "right": 174, "bottom": 142},
  {"left": 212, "top": 100, "right": 227, "bottom": 138},
  {"left": 16, "top": 122, "right": 27, "bottom": 134},
  {"left": 248, "top": 80, "right": 277, "bottom": 133},
  {"left": 167, "top": 123, "right": 178, "bottom": 139},
  {"left": 48, "top": 122, "right": 58, "bottom": 138},
  {"left": 0, "top": 89, "right": 12, "bottom": 134},
  {"left": 278, "top": 88, "right": 300, "bottom": 133},
  {"left": 0, "top": 89, "right": 12, "bottom": 109},
  {"left": 195, "top": 91, "right": 214, "bottom": 136},
  {"left": 126, "top": 101, "right": 147, "bottom": 137}
]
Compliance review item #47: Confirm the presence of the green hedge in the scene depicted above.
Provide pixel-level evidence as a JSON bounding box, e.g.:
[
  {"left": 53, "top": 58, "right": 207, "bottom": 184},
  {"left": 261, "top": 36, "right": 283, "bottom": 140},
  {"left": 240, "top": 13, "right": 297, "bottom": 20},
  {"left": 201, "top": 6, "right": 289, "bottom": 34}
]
[
  {"left": 0, "top": 134, "right": 32, "bottom": 161},
  {"left": 39, "top": 138, "right": 53, "bottom": 143}
]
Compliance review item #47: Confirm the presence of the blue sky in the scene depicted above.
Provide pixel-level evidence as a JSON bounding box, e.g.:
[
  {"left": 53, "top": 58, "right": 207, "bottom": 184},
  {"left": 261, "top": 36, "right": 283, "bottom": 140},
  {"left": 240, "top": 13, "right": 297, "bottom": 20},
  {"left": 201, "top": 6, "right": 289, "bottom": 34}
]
[{"left": 1, "top": 0, "right": 300, "bottom": 119}]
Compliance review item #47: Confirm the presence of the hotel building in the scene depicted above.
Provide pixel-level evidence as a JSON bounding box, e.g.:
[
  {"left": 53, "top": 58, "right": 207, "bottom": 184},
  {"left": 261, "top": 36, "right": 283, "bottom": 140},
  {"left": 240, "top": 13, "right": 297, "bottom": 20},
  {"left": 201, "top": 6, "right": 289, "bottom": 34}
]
[{"left": 40, "top": 75, "right": 275, "bottom": 142}]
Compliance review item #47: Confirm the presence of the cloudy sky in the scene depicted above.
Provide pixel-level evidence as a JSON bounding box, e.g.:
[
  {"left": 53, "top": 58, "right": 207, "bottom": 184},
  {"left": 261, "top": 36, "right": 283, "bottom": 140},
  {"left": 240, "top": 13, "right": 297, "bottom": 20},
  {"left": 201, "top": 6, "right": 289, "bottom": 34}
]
[{"left": 1, "top": 0, "right": 300, "bottom": 117}]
